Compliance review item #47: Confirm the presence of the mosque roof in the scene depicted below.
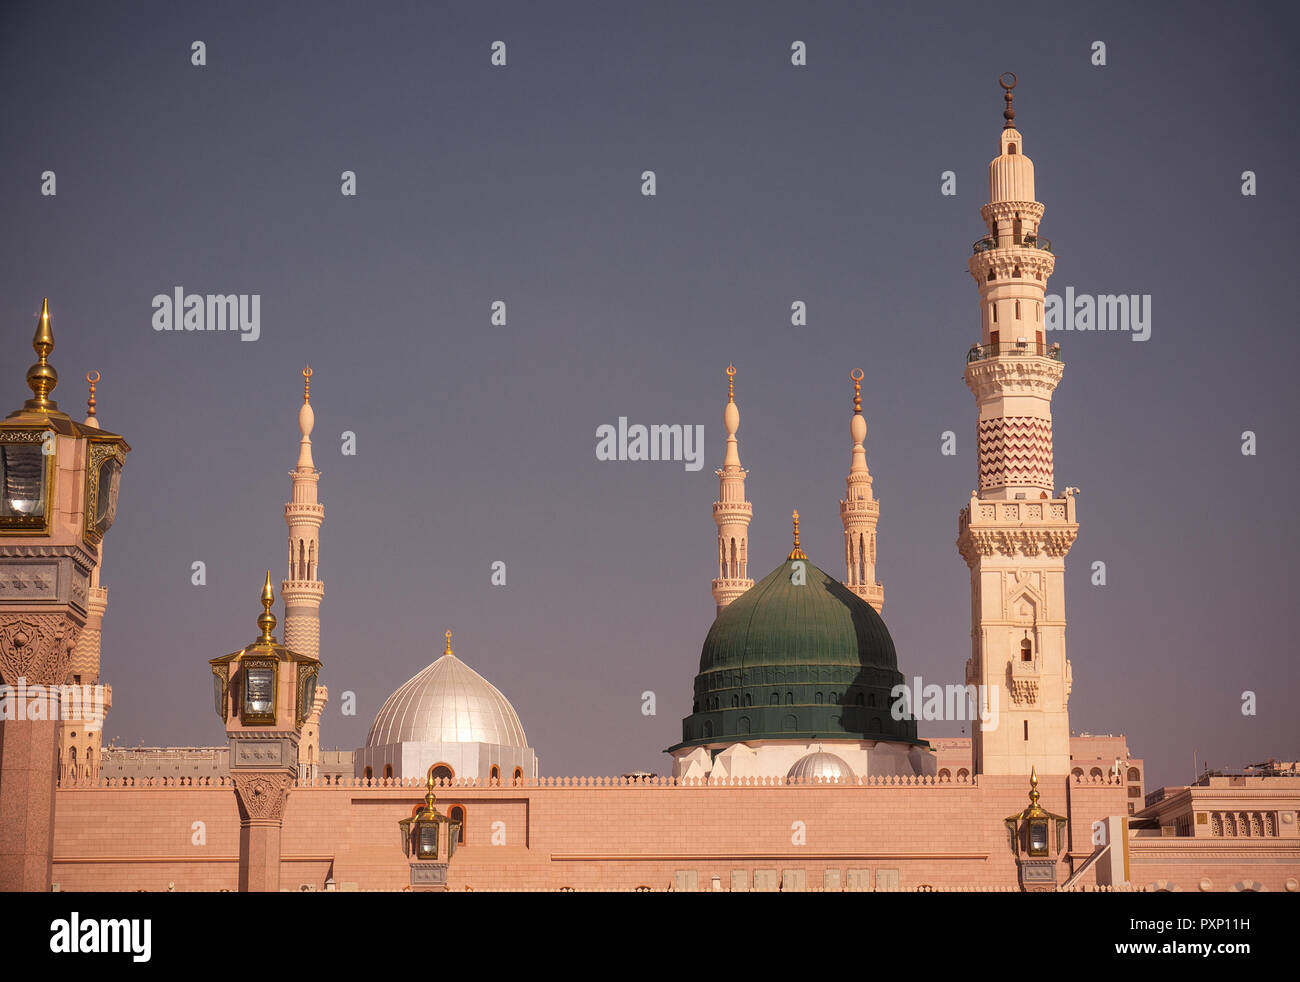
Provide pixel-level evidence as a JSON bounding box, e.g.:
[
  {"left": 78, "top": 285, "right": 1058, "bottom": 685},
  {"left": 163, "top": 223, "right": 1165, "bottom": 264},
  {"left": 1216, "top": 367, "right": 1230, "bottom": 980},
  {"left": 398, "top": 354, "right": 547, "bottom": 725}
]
[
  {"left": 670, "top": 555, "right": 921, "bottom": 752},
  {"left": 366, "top": 633, "right": 529, "bottom": 749}
]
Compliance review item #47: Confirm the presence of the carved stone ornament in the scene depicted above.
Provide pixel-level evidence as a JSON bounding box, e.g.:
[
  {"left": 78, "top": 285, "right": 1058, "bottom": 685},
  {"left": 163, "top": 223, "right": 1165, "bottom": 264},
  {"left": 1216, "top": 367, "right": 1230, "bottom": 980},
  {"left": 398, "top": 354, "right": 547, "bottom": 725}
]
[
  {"left": 0, "top": 614, "right": 80, "bottom": 685},
  {"left": 232, "top": 771, "right": 292, "bottom": 823}
]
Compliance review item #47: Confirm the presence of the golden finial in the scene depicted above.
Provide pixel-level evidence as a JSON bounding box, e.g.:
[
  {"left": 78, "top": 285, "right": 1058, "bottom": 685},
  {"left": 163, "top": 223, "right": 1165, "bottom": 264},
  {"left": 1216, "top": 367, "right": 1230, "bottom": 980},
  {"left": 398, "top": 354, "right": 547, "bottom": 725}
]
[
  {"left": 85, "top": 371, "right": 100, "bottom": 420},
  {"left": 850, "top": 368, "right": 863, "bottom": 414},
  {"left": 788, "top": 509, "right": 807, "bottom": 560},
  {"left": 1000, "top": 72, "right": 1018, "bottom": 129},
  {"left": 444, "top": 630, "right": 453, "bottom": 657},
  {"left": 726, "top": 363, "right": 736, "bottom": 403},
  {"left": 23, "top": 298, "right": 61, "bottom": 412},
  {"left": 303, "top": 365, "right": 312, "bottom": 403},
  {"left": 424, "top": 764, "right": 441, "bottom": 806},
  {"left": 257, "top": 570, "right": 277, "bottom": 642}
]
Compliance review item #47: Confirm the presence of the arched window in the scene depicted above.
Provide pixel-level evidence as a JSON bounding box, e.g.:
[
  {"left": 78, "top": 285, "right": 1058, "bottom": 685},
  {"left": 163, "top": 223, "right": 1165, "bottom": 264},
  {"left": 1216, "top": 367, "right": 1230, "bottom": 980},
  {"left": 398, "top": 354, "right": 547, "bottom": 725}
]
[
  {"left": 770, "top": 692, "right": 779, "bottom": 706},
  {"left": 1015, "top": 300, "right": 1021, "bottom": 318},
  {"left": 743, "top": 693, "right": 752, "bottom": 707},
  {"left": 957, "top": 768, "right": 970, "bottom": 781},
  {"left": 363, "top": 766, "right": 373, "bottom": 780},
  {"left": 703, "top": 720, "right": 713, "bottom": 738},
  {"left": 512, "top": 766, "right": 523, "bottom": 786},
  {"left": 730, "top": 538, "right": 737, "bottom": 578},
  {"left": 308, "top": 540, "right": 316, "bottom": 578},
  {"left": 1021, "top": 639, "right": 1033, "bottom": 662},
  {"left": 815, "top": 692, "right": 824, "bottom": 704},
  {"left": 449, "top": 805, "right": 465, "bottom": 844},
  {"left": 1071, "top": 767, "right": 1083, "bottom": 780},
  {"left": 298, "top": 539, "right": 306, "bottom": 579},
  {"left": 938, "top": 768, "right": 951, "bottom": 781},
  {"left": 383, "top": 764, "right": 393, "bottom": 779},
  {"left": 857, "top": 533, "right": 865, "bottom": 582},
  {"left": 855, "top": 692, "right": 865, "bottom": 707},
  {"left": 785, "top": 691, "right": 793, "bottom": 705},
  {"left": 430, "top": 763, "right": 454, "bottom": 784},
  {"left": 490, "top": 764, "right": 500, "bottom": 783},
  {"left": 731, "top": 694, "right": 739, "bottom": 708},
  {"left": 1008, "top": 143, "right": 1017, "bottom": 154},
  {"left": 1089, "top": 767, "right": 1103, "bottom": 779}
]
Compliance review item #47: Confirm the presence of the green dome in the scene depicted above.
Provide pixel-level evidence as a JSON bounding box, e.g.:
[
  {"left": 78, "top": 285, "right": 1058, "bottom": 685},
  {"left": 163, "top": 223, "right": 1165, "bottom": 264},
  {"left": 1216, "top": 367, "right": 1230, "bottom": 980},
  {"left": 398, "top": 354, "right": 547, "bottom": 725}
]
[{"left": 669, "top": 557, "right": 922, "bottom": 751}]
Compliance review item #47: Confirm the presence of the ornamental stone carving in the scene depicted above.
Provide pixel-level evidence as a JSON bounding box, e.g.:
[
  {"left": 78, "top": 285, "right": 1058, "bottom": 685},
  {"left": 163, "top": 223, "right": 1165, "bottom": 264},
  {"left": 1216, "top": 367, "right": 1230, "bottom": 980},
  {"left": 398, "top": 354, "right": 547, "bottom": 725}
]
[
  {"left": 232, "top": 772, "right": 292, "bottom": 823},
  {"left": 0, "top": 614, "right": 80, "bottom": 686}
]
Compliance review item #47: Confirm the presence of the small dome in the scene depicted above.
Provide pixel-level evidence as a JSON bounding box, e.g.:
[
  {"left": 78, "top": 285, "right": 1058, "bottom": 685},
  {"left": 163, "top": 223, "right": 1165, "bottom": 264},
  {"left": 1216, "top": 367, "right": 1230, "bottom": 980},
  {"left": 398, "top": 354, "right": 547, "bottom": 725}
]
[
  {"left": 366, "top": 648, "right": 528, "bottom": 748},
  {"left": 788, "top": 751, "right": 855, "bottom": 783}
]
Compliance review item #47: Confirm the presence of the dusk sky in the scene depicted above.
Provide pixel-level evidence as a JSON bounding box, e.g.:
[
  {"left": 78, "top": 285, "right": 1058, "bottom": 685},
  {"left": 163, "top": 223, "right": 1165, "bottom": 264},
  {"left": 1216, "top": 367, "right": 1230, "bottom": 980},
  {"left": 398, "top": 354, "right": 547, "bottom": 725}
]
[{"left": 2, "top": 0, "right": 1296, "bottom": 790}]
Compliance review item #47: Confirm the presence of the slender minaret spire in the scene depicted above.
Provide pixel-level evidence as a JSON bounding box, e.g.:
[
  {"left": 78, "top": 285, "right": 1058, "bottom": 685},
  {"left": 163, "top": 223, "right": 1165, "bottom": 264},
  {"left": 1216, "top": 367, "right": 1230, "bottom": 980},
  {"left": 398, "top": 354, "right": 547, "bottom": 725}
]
[
  {"left": 282, "top": 368, "right": 327, "bottom": 780},
  {"left": 959, "top": 76, "right": 1077, "bottom": 778},
  {"left": 839, "top": 369, "right": 884, "bottom": 613},
  {"left": 63, "top": 368, "right": 112, "bottom": 785},
  {"left": 711, "top": 365, "right": 754, "bottom": 614}
]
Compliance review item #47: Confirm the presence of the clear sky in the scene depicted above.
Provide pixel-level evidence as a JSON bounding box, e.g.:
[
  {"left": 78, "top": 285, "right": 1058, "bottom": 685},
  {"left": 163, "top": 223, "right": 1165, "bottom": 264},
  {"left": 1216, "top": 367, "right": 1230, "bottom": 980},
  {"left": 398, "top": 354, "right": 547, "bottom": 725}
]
[{"left": 2, "top": 0, "right": 1296, "bottom": 789}]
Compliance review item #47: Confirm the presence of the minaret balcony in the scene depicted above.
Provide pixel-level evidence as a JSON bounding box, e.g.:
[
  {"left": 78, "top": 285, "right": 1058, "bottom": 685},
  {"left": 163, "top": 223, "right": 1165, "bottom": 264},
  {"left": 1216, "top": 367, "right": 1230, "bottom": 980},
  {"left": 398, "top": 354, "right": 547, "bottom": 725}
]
[
  {"left": 966, "top": 341, "right": 1062, "bottom": 364},
  {"left": 972, "top": 234, "right": 1052, "bottom": 254}
]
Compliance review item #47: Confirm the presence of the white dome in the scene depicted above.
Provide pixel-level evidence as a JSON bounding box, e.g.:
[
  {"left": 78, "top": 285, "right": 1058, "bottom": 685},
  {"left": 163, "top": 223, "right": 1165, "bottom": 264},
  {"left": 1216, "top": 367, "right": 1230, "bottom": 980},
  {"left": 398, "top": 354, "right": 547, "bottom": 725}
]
[
  {"left": 366, "top": 649, "right": 528, "bottom": 748},
  {"left": 787, "top": 751, "right": 855, "bottom": 783}
]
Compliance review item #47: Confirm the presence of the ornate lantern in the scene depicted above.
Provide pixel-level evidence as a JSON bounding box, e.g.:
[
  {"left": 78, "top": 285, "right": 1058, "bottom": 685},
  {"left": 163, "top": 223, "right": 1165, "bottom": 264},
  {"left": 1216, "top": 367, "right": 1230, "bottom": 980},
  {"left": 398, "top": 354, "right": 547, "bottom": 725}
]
[
  {"left": 1004, "top": 768, "right": 1069, "bottom": 891},
  {"left": 399, "top": 767, "right": 463, "bottom": 861},
  {"left": 208, "top": 572, "right": 321, "bottom": 731},
  {"left": 1005, "top": 767, "right": 1067, "bottom": 858}
]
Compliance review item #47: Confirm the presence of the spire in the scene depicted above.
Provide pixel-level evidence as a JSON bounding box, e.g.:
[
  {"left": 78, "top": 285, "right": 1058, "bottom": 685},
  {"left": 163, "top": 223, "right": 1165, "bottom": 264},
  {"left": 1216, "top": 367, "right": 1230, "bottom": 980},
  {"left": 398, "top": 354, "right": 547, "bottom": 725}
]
[
  {"left": 722, "top": 363, "right": 740, "bottom": 468},
  {"left": 84, "top": 371, "right": 100, "bottom": 429},
  {"left": 840, "top": 369, "right": 884, "bottom": 612},
  {"left": 848, "top": 368, "right": 867, "bottom": 475},
  {"left": 297, "top": 366, "right": 315, "bottom": 471},
  {"left": 712, "top": 364, "right": 754, "bottom": 613},
  {"left": 23, "top": 299, "right": 62, "bottom": 414},
  {"left": 787, "top": 510, "right": 807, "bottom": 561},
  {"left": 1000, "top": 71, "right": 1017, "bottom": 129},
  {"left": 257, "top": 571, "right": 277, "bottom": 642},
  {"left": 443, "top": 630, "right": 454, "bottom": 658}
]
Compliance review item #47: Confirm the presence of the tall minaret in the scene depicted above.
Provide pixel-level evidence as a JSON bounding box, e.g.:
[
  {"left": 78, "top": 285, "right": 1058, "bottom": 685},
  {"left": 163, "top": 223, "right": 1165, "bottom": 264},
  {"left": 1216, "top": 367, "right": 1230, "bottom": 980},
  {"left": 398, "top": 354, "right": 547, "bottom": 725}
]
[
  {"left": 957, "top": 75, "right": 1077, "bottom": 778},
  {"left": 839, "top": 368, "right": 884, "bottom": 614},
  {"left": 281, "top": 367, "right": 326, "bottom": 776},
  {"left": 60, "top": 372, "right": 112, "bottom": 786},
  {"left": 711, "top": 364, "right": 753, "bottom": 614}
]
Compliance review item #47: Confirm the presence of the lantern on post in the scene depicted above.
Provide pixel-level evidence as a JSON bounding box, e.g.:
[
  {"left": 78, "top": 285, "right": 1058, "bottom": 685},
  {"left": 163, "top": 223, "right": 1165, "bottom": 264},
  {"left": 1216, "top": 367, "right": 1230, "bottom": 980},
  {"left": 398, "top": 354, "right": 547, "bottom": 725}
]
[
  {"left": 1004, "top": 767, "right": 1068, "bottom": 891},
  {"left": 398, "top": 766, "right": 461, "bottom": 890}
]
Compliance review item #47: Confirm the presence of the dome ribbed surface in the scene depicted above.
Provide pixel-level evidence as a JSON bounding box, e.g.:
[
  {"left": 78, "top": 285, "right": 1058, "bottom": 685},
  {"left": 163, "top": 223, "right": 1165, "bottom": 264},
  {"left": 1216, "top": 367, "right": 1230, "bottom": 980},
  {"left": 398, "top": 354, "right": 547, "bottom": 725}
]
[
  {"left": 788, "top": 751, "right": 856, "bottom": 782},
  {"left": 366, "top": 653, "right": 528, "bottom": 748}
]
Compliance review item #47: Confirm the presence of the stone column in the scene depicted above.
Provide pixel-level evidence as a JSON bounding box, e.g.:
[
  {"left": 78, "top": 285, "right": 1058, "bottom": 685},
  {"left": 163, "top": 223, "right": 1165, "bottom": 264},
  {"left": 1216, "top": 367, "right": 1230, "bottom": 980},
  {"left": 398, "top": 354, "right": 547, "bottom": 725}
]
[
  {"left": 0, "top": 613, "right": 79, "bottom": 891},
  {"left": 232, "top": 772, "right": 292, "bottom": 893}
]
